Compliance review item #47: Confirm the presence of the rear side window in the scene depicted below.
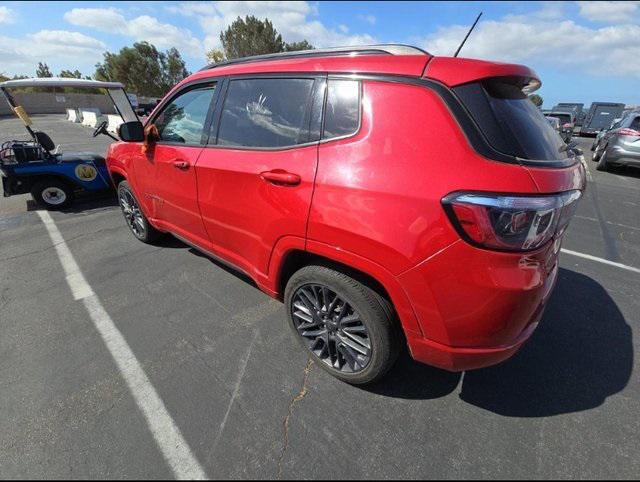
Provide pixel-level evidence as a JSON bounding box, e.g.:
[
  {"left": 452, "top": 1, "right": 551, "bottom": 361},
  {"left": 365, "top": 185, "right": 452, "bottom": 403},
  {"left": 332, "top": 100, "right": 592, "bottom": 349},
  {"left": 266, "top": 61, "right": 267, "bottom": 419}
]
[
  {"left": 217, "top": 78, "right": 315, "bottom": 148},
  {"left": 455, "top": 79, "right": 569, "bottom": 161},
  {"left": 154, "top": 84, "right": 216, "bottom": 145},
  {"left": 323, "top": 80, "right": 360, "bottom": 140},
  {"left": 628, "top": 116, "right": 640, "bottom": 130}
]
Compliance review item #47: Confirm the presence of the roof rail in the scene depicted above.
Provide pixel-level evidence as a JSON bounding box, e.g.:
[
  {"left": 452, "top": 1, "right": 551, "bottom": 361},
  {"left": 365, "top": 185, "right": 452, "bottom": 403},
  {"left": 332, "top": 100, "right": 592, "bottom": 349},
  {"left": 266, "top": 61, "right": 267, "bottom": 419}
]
[{"left": 199, "top": 44, "right": 429, "bottom": 71}]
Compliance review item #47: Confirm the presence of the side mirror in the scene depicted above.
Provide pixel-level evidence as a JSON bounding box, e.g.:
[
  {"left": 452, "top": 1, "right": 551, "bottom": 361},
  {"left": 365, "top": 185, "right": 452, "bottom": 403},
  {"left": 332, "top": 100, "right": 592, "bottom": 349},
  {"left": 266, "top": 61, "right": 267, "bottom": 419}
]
[{"left": 118, "top": 121, "right": 144, "bottom": 142}]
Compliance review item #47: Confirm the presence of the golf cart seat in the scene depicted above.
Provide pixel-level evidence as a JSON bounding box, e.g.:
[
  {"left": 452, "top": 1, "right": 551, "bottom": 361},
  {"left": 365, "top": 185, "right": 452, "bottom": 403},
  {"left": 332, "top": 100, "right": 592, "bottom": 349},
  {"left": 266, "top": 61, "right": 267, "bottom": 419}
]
[{"left": 56, "top": 152, "right": 106, "bottom": 166}]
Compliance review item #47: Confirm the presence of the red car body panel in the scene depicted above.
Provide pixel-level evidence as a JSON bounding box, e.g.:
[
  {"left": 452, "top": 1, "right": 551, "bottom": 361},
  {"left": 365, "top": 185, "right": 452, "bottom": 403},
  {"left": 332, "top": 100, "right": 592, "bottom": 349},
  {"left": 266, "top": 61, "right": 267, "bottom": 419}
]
[
  {"left": 194, "top": 144, "right": 318, "bottom": 284},
  {"left": 107, "top": 53, "right": 585, "bottom": 373}
]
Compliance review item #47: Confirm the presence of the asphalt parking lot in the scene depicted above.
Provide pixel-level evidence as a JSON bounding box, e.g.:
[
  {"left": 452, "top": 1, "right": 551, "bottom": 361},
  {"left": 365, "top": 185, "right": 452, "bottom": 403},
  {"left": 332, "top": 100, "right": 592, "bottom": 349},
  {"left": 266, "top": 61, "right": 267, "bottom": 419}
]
[{"left": 1, "top": 115, "right": 638, "bottom": 479}]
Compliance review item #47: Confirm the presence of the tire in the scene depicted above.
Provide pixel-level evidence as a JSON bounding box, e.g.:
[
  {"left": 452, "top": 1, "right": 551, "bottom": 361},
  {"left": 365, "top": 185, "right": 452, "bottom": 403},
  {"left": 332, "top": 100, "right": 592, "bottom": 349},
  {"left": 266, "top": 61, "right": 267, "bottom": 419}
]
[
  {"left": 31, "top": 178, "right": 74, "bottom": 209},
  {"left": 117, "top": 180, "right": 161, "bottom": 243},
  {"left": 284, "top": 265, "right": 400, "bottom": 385},
  {"left": 596, "top": 146, "right": 610, "bottom": 172}
]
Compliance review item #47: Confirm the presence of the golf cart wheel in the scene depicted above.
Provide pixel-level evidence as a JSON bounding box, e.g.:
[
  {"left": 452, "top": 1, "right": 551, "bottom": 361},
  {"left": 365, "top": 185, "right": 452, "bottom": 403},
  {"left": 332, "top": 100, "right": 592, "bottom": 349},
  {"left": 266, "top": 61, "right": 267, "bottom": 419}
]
[
  {"left": 31, "top": 179, "right": 73, "bottom": 209},
  {"left": 596, "top": 146, "right": 610, "bottom": 172},
  {"left": 284, "top": 265, "right": 400, "bottom": 385},
  {"left": 117, "top": 180, "right": 161, "bottom": 243}
]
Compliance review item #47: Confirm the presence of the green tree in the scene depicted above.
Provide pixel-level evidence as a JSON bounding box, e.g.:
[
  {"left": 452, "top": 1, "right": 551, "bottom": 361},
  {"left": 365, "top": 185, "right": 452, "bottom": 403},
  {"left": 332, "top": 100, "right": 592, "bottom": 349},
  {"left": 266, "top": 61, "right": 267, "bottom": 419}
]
[
  {"left": 284, "top": 40, "right": 314, "bottom": 52},
  {"left": 95, "top": 42, "right": 189, "bottom": 97},
  {"left": 528, "top": 94, "right": 543, "bottom": 107},
  {"left": 220, "top": 16, "right": 285, "bottom": 59},
  {"left": 36, "top": 62, "right": 53, "bottom": 78},
  {"left": 205, "top": 48, "right": 226, "bottom": 65},
  {"left": 0, "top": 73, "right": 9, "bottom": 82},
  {"left": 59, "top": 69, "right": 83, "bottom": 79},
  {"left": 163, "top": 47, "right": 189, "bottom": 90}
]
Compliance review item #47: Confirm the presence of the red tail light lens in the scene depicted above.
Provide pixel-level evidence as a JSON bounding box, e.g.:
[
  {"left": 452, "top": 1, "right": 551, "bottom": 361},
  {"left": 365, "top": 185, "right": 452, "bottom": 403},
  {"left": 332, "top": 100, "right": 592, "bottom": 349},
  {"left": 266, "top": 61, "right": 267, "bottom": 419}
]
[
  {"left": 619, "top": 128, "right": 640, "bottom": 137},
  {"left": 443, "top": 190, "right": 582, "bottom": 251},
  {"left": 562, "top": 123, "right": 573, "bottom": 129}
]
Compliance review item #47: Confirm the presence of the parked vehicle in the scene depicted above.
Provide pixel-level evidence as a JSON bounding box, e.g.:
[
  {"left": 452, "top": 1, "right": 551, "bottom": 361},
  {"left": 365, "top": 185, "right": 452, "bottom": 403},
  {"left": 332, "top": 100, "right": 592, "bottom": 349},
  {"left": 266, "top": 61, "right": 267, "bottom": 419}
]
[
  {"left": 592, "top": 111, "right": 640, "bottom": 171},
  {"left": 107, "top": 45, "right": 585, "bottom": 384},
  {"left": 0, "top": 77, "right": 138, "bottom": 209},
  {"left": 591, "top": 117, "right": 623, "bottom": 151},
  {"left": 581, "top": 102, "right": 626, "bottom": 137},
  {"left": 544, "top": 111, "right": 574, "bottom": 143},
  {"left": 553, "top": 103, "right": 585, "bottom": 126}
]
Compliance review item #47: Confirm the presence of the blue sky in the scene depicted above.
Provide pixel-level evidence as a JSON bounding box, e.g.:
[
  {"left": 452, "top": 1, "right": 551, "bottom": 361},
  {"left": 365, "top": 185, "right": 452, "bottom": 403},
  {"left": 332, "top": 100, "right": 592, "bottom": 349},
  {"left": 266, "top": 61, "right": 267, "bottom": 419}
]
[{"left": 0, "top": 1, "right": 638, "bottom": 108}]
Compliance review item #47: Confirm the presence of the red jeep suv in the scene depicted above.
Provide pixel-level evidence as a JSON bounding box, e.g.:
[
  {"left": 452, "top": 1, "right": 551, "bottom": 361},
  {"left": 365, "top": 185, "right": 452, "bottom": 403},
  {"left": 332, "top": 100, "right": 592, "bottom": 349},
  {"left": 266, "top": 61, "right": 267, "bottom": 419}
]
[{"left": 107, "top": 45, "right": 585, "bottom": 384}]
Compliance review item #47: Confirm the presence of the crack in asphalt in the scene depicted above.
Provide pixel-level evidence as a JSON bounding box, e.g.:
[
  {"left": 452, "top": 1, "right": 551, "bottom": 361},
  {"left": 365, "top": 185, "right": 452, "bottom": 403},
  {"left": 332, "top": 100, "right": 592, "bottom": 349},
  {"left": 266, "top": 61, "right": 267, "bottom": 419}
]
[
  {"left": 0, "top": 227, "right": 118, "bottom": 262},
  {"left": 277, "top": 358, "right": 313, "bottom": 479}
]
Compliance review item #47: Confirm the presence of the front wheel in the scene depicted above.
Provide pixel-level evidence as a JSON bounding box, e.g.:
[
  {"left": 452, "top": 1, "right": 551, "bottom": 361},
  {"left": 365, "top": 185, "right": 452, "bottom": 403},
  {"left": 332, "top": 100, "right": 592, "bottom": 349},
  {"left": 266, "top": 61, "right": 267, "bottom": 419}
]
[
  {"left": 31, "top": 179, "right": 74, "bottom": 209},
  {"left": 596, "top": 146, "right": 610, "bottom": 172},
  {"left": 284, "top": 265, "right": 400, "bottom": 385},
  {"left": 117, "top": 180, "right": 161, "bottom": 243}
]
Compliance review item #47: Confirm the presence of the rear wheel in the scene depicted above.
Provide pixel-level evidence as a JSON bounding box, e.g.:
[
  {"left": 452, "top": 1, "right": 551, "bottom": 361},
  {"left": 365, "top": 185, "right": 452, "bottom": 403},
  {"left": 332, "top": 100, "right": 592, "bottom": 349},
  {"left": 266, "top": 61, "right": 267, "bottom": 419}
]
[
  {"left": 284, "top": 265, "right": 400, "bottom": 385},
  {"left": 31, "top": 179, "right": 73, "bottom": 209},
  {"left": 117, "top": 180, "right": 161, "bottom": 243}
]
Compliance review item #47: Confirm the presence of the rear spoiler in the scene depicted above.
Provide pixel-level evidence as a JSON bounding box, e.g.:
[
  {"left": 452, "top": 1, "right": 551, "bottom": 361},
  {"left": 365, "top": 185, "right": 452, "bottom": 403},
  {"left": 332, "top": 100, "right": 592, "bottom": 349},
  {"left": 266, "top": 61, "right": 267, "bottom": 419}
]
[{"left": 423, "top": 57, "right": 540, "bottom": 92}]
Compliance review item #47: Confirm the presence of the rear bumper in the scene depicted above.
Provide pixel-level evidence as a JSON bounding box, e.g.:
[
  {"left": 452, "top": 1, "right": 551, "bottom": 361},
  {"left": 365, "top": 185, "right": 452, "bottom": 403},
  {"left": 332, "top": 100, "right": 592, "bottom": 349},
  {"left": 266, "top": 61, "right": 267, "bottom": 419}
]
[
  {"left": 398, "top": 239, "right": 559, "bottom": 372},
  {"left": 406, "top": 295, "right": 547, "bottom": 371}
]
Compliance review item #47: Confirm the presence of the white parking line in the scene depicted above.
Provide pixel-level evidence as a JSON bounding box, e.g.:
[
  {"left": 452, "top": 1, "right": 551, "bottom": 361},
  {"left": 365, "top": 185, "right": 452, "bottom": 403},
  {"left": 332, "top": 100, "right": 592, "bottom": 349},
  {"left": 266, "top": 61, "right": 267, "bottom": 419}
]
[
  {"left": 561, "top": 248, "right": 640, "bottom": 275},
  {"left": 37, "top": 210, "right": 208, "bottom": 480}
]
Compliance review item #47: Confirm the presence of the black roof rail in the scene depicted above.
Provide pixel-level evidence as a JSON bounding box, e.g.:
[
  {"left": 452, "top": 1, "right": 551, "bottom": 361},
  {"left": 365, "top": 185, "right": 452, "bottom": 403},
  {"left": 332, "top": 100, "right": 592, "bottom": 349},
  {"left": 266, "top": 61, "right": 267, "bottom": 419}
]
[{"left": 199, "top": 44, "right": 429, "bottom": 72}]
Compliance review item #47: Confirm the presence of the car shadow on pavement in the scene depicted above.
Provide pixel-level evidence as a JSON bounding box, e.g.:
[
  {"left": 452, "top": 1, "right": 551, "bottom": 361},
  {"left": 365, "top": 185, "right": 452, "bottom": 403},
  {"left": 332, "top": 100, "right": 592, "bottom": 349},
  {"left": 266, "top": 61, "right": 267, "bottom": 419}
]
[
  {"left": 26, "top": 192, "right": 119, "bottom": 213},
  {"left": 369, "top": 268, "right": 633, "bottom": 417},
  {"left": 607, "top": 165, "right": 640, "bottom": 180}
]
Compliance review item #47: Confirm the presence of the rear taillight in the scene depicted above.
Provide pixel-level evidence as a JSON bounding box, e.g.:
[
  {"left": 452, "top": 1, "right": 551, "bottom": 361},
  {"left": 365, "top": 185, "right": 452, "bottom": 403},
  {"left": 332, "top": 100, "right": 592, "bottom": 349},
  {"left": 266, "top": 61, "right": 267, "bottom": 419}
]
[
  {"left": 562, "top": 123, "right": 573, "bottom": 129},
  {"left": 442, "top": 191, "right": 582, "bottom": 252},
  {"left": 619, "top": 128, "right": 640, "bottom": 137}
]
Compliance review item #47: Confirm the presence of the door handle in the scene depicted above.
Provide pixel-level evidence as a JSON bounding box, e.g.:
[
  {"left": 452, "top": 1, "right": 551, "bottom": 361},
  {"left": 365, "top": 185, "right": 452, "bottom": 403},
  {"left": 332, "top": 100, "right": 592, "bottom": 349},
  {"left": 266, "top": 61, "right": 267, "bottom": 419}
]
[
  {"left": 260, "top": 170, "right": 301, "bottom": 186},
  {"left": 172, "top": 160, "right": 190, "bottom": 170}
]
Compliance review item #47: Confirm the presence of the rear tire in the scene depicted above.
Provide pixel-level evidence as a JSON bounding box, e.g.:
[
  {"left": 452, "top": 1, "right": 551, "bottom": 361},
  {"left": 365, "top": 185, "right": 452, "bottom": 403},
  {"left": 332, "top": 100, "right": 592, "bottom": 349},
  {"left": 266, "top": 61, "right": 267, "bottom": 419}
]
[
  {"left": 117, "top": 180, "right": 161, "bottom": 243},
  {"left": 284, "top": 265, "right": 400, "bottom": 385},
  {"left": 31, "top": 179, "right": 73, "bottom": 209}
]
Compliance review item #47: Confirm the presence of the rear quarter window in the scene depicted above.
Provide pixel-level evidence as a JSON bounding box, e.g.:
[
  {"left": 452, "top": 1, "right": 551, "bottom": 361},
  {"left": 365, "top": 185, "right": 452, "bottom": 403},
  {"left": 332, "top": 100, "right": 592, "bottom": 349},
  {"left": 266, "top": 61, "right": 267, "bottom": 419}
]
[
  {"left": 322, "top": 79, "right": 360, "bottom": 140},
  {"left": 454, "top": 78, "right": 569, "bottom": 161}
]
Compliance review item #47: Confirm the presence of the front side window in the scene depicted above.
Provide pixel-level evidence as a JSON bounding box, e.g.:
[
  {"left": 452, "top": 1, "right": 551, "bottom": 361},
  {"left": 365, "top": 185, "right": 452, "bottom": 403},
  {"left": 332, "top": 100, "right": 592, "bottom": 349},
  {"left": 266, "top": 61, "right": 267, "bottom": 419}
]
[
  {"left": 323, "top": 80, "right": 360, "bottom": 140},
  {"left": 154, "top": 84, "right": 216, "bottom": 145},
  {"left": 217, "top": 78, "right": 315, "bottom": 148}
]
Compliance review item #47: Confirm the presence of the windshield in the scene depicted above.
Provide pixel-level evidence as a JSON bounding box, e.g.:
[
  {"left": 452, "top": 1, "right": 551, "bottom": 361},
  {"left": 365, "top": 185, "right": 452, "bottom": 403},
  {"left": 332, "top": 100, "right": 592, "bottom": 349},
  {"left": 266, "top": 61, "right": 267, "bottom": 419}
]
[
  {"left": 108, "top": 88, "right": 138, "bottom": 123},
  {"left": 455, "top": 78, "right": 569, "bottom": 161}
]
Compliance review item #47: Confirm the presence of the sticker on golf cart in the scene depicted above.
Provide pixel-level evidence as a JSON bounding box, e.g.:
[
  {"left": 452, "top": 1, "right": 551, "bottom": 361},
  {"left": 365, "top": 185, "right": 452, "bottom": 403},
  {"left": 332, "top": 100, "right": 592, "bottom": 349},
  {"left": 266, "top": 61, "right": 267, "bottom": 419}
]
[{"left": 75, "top": 164, "right": 98, "bottom": 182}]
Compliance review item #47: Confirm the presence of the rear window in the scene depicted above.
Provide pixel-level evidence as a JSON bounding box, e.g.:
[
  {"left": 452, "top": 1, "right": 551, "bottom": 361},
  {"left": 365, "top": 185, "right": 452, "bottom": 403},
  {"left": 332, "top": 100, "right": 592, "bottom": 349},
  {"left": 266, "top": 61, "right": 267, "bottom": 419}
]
[{"left": 454, "top": 78, "right": 569, "bottom": 161}]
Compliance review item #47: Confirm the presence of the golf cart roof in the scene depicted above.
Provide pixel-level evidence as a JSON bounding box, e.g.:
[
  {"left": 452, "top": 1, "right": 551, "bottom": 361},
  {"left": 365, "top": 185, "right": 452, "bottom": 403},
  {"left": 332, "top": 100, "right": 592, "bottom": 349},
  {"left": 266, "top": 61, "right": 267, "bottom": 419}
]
[{"left": 0, "top": 77, "right": 124, "bottom": 89}]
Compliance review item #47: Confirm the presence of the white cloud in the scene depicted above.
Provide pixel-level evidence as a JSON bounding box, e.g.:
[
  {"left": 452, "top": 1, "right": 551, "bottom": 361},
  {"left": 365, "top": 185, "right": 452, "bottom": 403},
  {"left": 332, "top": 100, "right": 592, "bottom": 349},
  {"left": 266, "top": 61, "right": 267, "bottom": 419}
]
[
  {"left": 0, "top": 30, "right": 106, "bottom": 76},
  {"left": 170, "top": 1, "right": 376, "bottom": 51},
  {"left": 0, "top": 5, "right": 14, "bottom": 24},
  {"left": 64, "top": 7, "right": 203, "bottom": 57},
  {"left": 577, "top": 1, "right": 640, "bottom": 23},
  {"left": 357, "top": 14, "right": 377, "bottom": 26},
  {"left": 420, "top": 8, "right": 640, "bottom": 77}
]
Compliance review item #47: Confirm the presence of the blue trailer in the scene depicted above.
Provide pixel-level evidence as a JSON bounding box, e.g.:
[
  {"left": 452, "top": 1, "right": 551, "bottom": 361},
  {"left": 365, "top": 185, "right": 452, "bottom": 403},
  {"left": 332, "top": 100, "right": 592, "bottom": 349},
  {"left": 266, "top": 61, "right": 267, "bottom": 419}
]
[{"left": 0, "top": 77, "right": 138, "bottom": 209}]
